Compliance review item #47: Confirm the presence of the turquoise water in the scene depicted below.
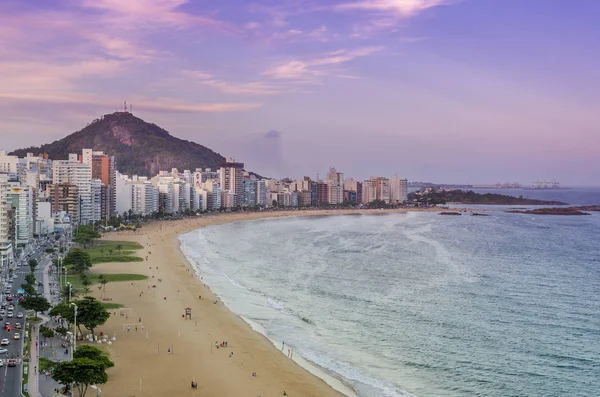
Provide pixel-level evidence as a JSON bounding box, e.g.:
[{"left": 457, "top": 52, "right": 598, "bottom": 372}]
[{"left": 180, "top": 209, "right": 600, "bottom": 397}]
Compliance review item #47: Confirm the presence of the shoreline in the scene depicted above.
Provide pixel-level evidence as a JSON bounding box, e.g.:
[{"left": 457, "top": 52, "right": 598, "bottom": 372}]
[
  {"left": 179, "top": 228, "right": 360, "bottom": 397},
  {"left": 89, "top": 208, "right": 453, "bottom": 397}
]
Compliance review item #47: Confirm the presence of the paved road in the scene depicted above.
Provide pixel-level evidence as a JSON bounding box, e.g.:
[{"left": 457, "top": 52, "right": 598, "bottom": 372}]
[{"left": 0, "top": 236, "right": 61, "bottom": 397}]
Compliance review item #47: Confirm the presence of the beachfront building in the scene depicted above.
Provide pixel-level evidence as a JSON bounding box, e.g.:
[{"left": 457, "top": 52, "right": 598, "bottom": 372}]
[
  {"left": 52, "top": 158, "right": 96, "bottom": 224},
  {"left": 0, "top": 151, "right": 26, "bottom": 180},
  {"left": 256, "top": 180, "right": 267, "bottom": 207},
  {"left": 0, "top": 176, "right": 14, "bottom": 267},
  {"left": 243, "top": 179, "right": 258, "bottom": 207},
  {"left": 390, "top": 175, "right": 408, "bottom": 203},
  {"left": 327, "top": 167, "right": 344, "bottom": 205},
  {"left": 220, "top": 158, "right": 244, "bottom": 208},
  {"left": 361, "top": 179, "right": 376, "bottom": 204}
]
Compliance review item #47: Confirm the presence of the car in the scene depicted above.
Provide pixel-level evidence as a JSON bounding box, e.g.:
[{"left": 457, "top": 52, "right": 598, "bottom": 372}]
[
  {"left": 7, "top": 359, "right": 16, "bottom": 367},
  {"left": 6, "top": 296, "right": 13, "bottom": 302},
  {"left": 0, "top": 339, "right": 8, "bottom": 346},
  {"left": 7, "top": 312, "right": 13, "bottom": 318},
  {"left": 0, "top": 310, "right": 5, "bottom": 315},
  {"left": 15, "top": 323, "right": 21, "bottom": 329},
  {"left": 0, "top": 361, "right": 3, "bottom": 367},
  {"left": 3, "top": 322, "right": 10, "bottom": 329},
  {"left": 16, "top": 313, "right": 23, "bottom": 318},
  {"left": 13, "top": 333, "right": 20, "bottom": 340},
  {"left": 7, "top": 305, "right": 13, "bottom": 311},
  {"left": 0, "top": 348, "right": 8, "bottom": 354}
]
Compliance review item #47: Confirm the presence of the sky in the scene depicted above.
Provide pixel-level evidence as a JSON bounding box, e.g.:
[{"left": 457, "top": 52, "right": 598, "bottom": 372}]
[{"left": 0, "top": 0, "right": 599, "bottom": 185}]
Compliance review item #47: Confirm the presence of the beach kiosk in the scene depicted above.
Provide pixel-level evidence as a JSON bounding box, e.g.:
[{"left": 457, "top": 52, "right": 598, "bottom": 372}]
[{"left": 185, "top": 307, "right": 192, "bottom": 319}]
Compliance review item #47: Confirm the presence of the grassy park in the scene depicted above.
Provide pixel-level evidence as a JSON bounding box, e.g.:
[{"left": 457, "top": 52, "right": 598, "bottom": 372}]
[
  {"left": 86, "top": 240, "right": 144, "bottom": 264},
  {"left": 66, "top": 273, "right": 148, "bottom": 290}
]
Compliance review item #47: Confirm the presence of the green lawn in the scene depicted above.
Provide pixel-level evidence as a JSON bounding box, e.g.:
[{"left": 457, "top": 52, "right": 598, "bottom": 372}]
[
  {"left": 39, "top": 357, "right": 55, "bottom": 371},
  {"left": 101, "top": 302, "right": 125, "bottom": 309},
  {"left": 85, "top": 240, "right": 144, "bottom": 264},
  {"left": 66, "top": 273, "right": 148, "bottom": 290}
]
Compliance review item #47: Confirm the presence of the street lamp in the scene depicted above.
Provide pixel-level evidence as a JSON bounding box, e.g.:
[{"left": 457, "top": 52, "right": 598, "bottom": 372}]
[
  {"left": 90, "top": 385, "right": 102, "bottom": 397},
  {"left": 66, "top": 282, "right": 72, "bottom": 302},
  {"left": 70, "top": 302, "right": 77, "bottom": 358}
]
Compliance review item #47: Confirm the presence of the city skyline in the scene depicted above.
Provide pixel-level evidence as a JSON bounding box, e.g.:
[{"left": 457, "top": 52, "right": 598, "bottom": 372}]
[{"left": 1, "top": 0, "right": 599, "bottom": 185}]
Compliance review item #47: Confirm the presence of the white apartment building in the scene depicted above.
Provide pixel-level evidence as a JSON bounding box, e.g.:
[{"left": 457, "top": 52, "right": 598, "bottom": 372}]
[
  {"left": 257, "top": 180, "right": 267, "bottom": 207},
  {"left": 5, "top": 184, "right": 33, "bottom": 246},
  {"left": 52, "top": 159, "right": 95, "bottom": 224},
  {"left": 390, "top": 175, "right": 408, "bottom": 203},
  {"left": 362, "top": 180, "right": 377, "bottom": 204},
  {"left": 131, "top": 181, "right": 158, "bottom": 215},
  {"left": 0, "top": 151, "right": 25, "bottom": 179},
  {"left": 327, "top": 167, "right": 344, "bottom": 205}
]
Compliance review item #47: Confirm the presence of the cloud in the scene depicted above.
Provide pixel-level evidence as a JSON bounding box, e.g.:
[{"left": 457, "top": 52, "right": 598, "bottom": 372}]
[
  {"left": 334, "top": 0, "right": 453, "bottom": 17},
  {"left": 181, "top": 71, "right": 284, "bottom": 95},
  {"left": 264, "top": 46, "right": 384, "bottom": 81}
]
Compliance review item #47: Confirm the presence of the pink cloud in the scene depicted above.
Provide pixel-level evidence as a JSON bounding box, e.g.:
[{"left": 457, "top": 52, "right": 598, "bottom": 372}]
[
  {"left": 264, "top": 46, "right": 384, "bottom": 81},
  {"left": 334, "top": 0, "right": 453, "bottom": 17}
]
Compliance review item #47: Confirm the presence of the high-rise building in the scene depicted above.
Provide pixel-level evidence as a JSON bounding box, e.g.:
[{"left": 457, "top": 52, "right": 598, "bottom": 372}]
[
  {"left": 219, "top": 158, "right": 244, "bottom": 208},
  {"left": 5, "top": 185, "right": 34, "bottom": 246},
  {"left": 243, "top": 179, "right": 258, "bottom": 207},
  {"left": 375, "top": 177, "right": 391, "bottom": 203},
  {"left": 0, "top": 176, "right": 14, "bottom": 267},
  {"left": 49, "top": 183, "right": 80, "bottom": 223},
  {"left": 361, "top": 179, "right": 376, "bottom": 204},
  {"left": 52, "top": 158, "right": 94, "bottom": 224},
  {"left": 317, "top": 182, "right": 329, "bottom": 206},
  {"left": 256, "top": 180, "right": 267, "bottom": 207},
  {"left": 327, "top": 167, "right": 344, "bottom": 205},
  {"left": 390, "top": 175, "right": 408, "bottom": 203}
]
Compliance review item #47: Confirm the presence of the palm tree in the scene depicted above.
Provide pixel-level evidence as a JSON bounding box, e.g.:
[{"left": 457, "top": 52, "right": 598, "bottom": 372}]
[
  {"left": 98, "top": 274, "right": 108, "bottom": 292},
  {"left": 80, "top": 274, "right": 92, "bottom": 293}
]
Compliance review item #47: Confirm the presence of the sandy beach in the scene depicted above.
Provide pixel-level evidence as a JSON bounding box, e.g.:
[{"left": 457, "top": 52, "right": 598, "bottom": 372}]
[{"left": 87, "top": 208, "right": 444, "bottom": 397}]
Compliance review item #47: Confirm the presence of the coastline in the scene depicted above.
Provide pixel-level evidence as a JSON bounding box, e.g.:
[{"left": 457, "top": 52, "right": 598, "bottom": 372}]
[{"left": 88, "top": 208, "right": 448, "bottom": 397}]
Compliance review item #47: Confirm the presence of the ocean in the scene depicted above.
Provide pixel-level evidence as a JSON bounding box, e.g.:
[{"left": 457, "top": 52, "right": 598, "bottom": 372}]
[{"left": 179, "top": 188, "right": 600, "bottom": 397}]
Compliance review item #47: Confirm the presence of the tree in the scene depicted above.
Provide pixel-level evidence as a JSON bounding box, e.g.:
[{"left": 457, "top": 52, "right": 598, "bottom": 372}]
[
  {"left": 60, "top": 284, "right": 79, "bottom": 302},
  {"left": 98, "top": 274, "right": 108, "bottom": 292},
  {"left": 21, "top": 295, "right": 51, "bottom": 319},
  {"left": 49, "top": 302, "right": 75, "bottom": 324},
  {"left": 108, "top": 249, "right": 113, "bottom": 256},
  {"left": 99, "top": 248, "right": 104, "bottom": 257},
  {"left": 72, "top": 226, "right": 101, "bottom": 248},
  {"left": 80, "top": 274, "right": 92, "bottom": 293},
  {"left": 63, "top": 248, "right": 92, "bottom": 275},
  {"left": 21, "top": 273, "right": 37, "bottom": 297},
  {"left": 74, "top": 345, "right": 114, "bottom": 370},
  {"left": 76, "top": 297, "right": 110, "bottom": 337},
  {"left": 28, "top": 258, "right": 39, "bottom": 273},
  {"left": 54, "top": 326, "right": 68, "bottom": 336},
  {"left": 40, "top": 325, "right": 55, "bottom": 339},
  {"left": 116, "top": 244, "right": 123, "bottom": 253},
  {"left": 52, "top": 358, "right": 108, "bottom": 397}
]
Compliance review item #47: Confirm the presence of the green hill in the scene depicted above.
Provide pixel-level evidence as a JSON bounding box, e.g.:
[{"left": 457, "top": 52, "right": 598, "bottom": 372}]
[{"left": 10, "top": 112, "right": 225, "bottom": 176}]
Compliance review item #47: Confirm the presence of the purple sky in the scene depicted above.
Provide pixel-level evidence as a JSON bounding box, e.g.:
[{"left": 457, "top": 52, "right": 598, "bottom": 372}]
[{"left": 1, "top": 0, "right": 599, "bottom": 185}]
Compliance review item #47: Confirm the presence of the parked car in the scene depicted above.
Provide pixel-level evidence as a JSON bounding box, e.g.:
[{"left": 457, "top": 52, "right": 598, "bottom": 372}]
[{"left": 0, "top": 339, "right": 9, "bottom": 345}]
